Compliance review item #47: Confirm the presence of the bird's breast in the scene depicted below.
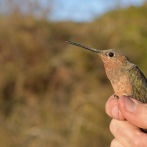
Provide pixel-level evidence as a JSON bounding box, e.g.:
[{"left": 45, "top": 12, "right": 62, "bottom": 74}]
[
  {"left": 104, "top": 63, "right": 133, "bottom": 97},
  {"left": 110, "top": 74, "right": 132, "bottom": 97}
]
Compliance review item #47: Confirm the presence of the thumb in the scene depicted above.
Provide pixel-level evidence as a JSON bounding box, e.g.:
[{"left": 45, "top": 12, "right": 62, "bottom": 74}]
[{"left": 118, "top": 96, "right": 147, "bottom": 129}]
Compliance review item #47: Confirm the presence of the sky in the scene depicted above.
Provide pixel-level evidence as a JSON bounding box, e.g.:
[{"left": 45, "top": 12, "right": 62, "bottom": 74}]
[{"left": 49, "top": 0, "right": 146, "bottom": 22}]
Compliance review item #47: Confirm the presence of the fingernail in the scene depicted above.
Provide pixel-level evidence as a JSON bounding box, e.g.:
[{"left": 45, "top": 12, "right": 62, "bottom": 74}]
[
  {"left": 112, "top": 106, "right": 119, "bottom": 119},
  {"left": 123, "top": 96, "right": 136, "bottom": 112}
]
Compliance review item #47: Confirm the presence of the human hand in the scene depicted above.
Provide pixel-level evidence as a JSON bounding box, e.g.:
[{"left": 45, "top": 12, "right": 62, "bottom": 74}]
[{"left": 105, "top": 95, "right": 147, "bottom": 147}]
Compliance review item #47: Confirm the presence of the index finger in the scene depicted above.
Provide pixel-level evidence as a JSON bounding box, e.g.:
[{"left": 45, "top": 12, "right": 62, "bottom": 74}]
[{"left": 105, "top": 94, "right": 125, "bottom": 120}]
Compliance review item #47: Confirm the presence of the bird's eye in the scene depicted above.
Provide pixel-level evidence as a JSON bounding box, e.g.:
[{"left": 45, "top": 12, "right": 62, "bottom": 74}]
[{"left": 108, "top": 52, "right": 114, "bottom": 57}]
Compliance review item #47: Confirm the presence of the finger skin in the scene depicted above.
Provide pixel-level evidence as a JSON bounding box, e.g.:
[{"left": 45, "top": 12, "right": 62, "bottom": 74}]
[
  {"left": 110, "top": 119, "right": 147, "bottom": 147},
  {"left": 106, "top": 95, "right": 147, "bottom": 146},
  {"left": 110, "top": 138, "right": 125, "bottom": 147},
  {"left": 106, "top": 95, "right": 147, "bottom": 129},
  {"left": 118, "top": 96, "right": 147, "bottom": 129},
  {"left": 105, "top": 94, "right": 125, "bottom": 120},
  {"left": 105, "top": 94, "right": 117, "bottom": 117}
]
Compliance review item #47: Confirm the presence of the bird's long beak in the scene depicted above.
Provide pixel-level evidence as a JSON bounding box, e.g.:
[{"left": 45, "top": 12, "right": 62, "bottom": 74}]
[{"left": 66, "top": 41, "right": 101, "bottom": 54}]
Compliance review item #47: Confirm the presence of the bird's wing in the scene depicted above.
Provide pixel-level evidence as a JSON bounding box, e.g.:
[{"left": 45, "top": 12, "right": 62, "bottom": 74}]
[{"left": 129, "top": 66, "right": 147, "bottom": 103}]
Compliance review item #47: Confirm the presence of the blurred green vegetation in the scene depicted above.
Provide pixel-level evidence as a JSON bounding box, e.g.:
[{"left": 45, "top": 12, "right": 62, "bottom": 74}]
[{"left": 1, "top": 2, "right": 147, "bottom": 147}]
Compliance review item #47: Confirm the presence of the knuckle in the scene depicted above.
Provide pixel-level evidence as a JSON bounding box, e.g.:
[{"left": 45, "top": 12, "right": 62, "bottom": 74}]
[
  {"left": 110, "top": 138, "right": 122, "bottom": 147},
  {"left": 110, "top": 138, "right": 116, "bottom": 147},
  {"left": 109, "top": 119, "right": 116, "bottom": 133},
  {"left": 130, "top": 131, "right": 145, "bottom": 147}
]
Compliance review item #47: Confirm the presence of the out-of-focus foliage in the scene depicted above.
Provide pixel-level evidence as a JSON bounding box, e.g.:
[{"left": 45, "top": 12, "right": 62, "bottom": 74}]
[{"left": 1, "top": 1, "right": 147, "bottom": 147}]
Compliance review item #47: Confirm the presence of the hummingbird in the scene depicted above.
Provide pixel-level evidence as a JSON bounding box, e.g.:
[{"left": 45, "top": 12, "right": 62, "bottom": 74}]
[{"left": 66, "top": 40, "right": 147, "bottom": 132}]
